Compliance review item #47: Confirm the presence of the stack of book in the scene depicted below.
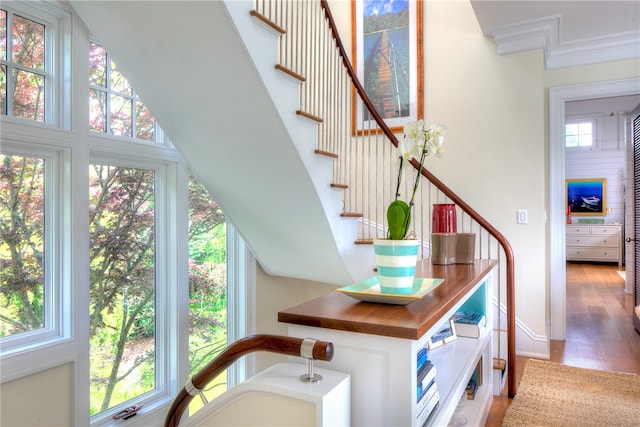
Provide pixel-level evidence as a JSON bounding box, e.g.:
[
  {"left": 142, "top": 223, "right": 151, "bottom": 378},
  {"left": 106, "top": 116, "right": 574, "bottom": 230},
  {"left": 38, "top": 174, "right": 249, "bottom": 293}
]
[
  {"left": 416, "top": 345, "right": 439, "bottom": 426},
  {"left": 451, "top": 311, "right": 486, "bottom": 338}
]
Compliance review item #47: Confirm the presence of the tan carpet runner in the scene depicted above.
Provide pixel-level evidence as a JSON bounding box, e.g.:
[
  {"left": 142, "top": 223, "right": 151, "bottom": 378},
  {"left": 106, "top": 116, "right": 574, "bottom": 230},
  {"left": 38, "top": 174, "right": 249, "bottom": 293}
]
[{"left": 502, "top": 359, "right": 640, "bottom": 426}]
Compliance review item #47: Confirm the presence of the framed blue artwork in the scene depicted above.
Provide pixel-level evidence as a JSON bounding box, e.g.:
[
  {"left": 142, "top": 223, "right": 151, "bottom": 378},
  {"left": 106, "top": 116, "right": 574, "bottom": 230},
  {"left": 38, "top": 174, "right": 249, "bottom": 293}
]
[{"left": 566, "top": 178, "right": 606, "bottom": 216}]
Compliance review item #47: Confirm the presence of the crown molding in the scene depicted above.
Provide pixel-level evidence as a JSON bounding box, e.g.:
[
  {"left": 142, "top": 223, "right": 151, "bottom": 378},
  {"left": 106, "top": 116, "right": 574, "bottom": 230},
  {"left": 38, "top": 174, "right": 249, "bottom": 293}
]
[{"left": 484, "top": 14, "right": 640, "bottom": 69}]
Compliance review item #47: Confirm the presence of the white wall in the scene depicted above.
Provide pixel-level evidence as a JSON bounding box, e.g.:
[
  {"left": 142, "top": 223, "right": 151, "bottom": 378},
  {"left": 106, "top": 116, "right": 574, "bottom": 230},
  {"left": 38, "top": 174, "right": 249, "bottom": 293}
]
[{"left": 0, "top": 363, "right": 74, "bottom": 426}]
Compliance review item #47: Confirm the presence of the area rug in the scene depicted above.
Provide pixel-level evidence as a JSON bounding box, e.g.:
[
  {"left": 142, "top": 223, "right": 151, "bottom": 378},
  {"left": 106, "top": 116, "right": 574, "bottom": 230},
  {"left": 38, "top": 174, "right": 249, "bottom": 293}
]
[{"left": 502, "top": 359, "right": 640, "bottom": 427}]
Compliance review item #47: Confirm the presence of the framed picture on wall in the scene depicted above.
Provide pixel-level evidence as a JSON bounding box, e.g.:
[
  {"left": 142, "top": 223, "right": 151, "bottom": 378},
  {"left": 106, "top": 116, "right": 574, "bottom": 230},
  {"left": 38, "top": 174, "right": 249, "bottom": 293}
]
[
  {"left": 566, "top": 178, "right": 606, "bottom": 216},
  {"left": 351, "top": 0, "right": 423, "bottom": 134}
]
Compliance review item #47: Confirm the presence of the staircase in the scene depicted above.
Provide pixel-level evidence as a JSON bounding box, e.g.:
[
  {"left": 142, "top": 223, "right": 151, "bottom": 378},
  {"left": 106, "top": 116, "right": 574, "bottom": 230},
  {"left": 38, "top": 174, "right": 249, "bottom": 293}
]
[{"left": 69, "top": 0, "right": 515, "bottom": 397}]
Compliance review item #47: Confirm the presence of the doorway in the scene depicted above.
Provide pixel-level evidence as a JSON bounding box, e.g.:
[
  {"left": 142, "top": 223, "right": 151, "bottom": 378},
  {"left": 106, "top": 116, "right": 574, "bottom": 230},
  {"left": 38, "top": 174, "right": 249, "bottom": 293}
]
[{"left": 549, "top": 78, "right": 640, "bottom": 340}]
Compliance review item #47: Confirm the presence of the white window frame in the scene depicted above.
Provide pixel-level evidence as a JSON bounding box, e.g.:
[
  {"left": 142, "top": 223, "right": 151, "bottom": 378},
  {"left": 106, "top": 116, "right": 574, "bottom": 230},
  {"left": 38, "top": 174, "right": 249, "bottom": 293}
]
[
  {"left": 88, "top": 40, "right": 170, "bottom": 147},
  {"left": 0, "top": 139, "right": 75, "bottom": 382},
  {"left": 1, "top": 1, "right": 72, "bottom": 129},
  {"left": 87, "top": 150, "right": 184, "bottom": 424},
  {"left": 565, "top": 117, "right": 598, "bottom": 149}
]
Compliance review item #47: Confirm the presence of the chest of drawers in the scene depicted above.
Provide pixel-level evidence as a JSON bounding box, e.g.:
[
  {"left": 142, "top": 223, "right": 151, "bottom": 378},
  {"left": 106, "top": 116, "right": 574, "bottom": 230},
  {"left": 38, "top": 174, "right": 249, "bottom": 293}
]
[{"left": 566, "top": 224, "right": 622, "bottom": 265}]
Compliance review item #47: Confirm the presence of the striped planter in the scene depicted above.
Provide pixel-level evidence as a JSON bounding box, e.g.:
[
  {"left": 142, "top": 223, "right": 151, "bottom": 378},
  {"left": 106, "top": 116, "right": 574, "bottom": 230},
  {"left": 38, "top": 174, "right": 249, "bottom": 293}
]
[{"left": 373, "top": 238, "right": 420, "bottom": 295}]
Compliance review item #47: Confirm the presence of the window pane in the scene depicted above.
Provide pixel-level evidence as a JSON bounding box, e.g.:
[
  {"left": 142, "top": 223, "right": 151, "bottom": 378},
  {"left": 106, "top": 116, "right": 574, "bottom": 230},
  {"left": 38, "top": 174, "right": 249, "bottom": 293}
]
[
  {"left": 110, "top": 61, "right": 131, "bottom": 95},
  {"left": 89, "top": 165, "right": 156, "bottom": 415},
  {"left": 12, "top": 68, "right": 45, "bottom": 121},
  {"left": 566, "top": 135, "right": 578, "bottom": 147},
  {"left": 12, "top": 14, "right": 44, "bottom": 69},
  {"left": 110, "top": 94, "right": 132, "bottom": 137},
  {"left": 135, "top": 100, "right": 155, "bottom": 141},
  {"left": 89, "top": 42, "right": 106, "bottom": 87},
  {"left": 1, "top": 65, "right": 6, "bottom": 115},
  {"left": 89, "top": 88, "right": 106, "bottom": 133},
  {"left": 565, "top": 123, "right": 578, "bottom": 137},
  {"left": 188, "top": 176, "right": 227, "bottom": 411},
  {"left": 0, "top": 155, "right": 45, "bottom": 337},
  {"left": 1, "top": 9, "right": 7, "bottom": 61},
  {"left": 88, "top": 43, "right": 162, "bottom": 143},
  {"left": 578, "top": 122, "right": 592, "bottom": 135},
  {"left": 579, "top": 134, "right": 592, "bottom": 147}
]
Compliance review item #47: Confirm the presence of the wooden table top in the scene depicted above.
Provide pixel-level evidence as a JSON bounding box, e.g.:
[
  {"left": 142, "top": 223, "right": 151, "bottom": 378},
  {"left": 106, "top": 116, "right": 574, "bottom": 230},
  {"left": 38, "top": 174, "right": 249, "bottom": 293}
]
[{"left": 278, "top": 259, "right": 497, "bottom": 340}]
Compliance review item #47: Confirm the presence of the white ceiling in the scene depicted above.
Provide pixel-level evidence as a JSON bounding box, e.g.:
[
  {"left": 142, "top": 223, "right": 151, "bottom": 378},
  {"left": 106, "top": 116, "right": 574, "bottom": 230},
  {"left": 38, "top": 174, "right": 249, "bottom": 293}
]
[
  {"left": 472, "top": 1, "right": 640, "bottom": 40},
  {"left": 470, "top": 0, "right": 640, "bottom": 69}
]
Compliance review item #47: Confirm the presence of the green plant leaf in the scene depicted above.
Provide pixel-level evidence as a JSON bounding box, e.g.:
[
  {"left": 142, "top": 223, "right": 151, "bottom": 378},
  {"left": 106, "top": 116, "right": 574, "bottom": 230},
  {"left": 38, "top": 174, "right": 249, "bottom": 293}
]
[{"left": 387, "top": 200, "right": 411, "bottom": 240}]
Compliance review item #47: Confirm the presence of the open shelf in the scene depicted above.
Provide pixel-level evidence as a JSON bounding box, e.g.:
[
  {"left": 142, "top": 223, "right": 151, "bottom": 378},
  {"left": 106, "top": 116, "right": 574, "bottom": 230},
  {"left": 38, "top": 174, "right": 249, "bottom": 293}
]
[
  {"left": 427, "top": 330, "right": 491, "bottom": 426},
  {"left": 280, "top": 262, "right": 497, "bottom": 426}
]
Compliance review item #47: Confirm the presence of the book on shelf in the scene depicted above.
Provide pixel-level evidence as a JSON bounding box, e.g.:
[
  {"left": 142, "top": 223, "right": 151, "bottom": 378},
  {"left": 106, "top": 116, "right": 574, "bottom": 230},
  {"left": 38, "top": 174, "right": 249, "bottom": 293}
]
[
  {"left": 427, "top": 319, "right": 457, "bottom": 350},
  {"left": 417, "top": 377, "right": 438, "bottom": 415},
  {"left": 417, "top": 363, "right": 437, "bottom": 400},
  {"left": 417, "top": 346, "right": 429, "bottom": 371},
  {"left": 417, "top": 388, "right": 439, "bottom": 427},
  {"left": 451, "top": 311, "right": 486, "bottom": 338},
  {"left": 465, "top": 377, "right": 478, "bottom": 400},
  {"left": 417, "top": 359, "right": 433, "bottom": 383}
]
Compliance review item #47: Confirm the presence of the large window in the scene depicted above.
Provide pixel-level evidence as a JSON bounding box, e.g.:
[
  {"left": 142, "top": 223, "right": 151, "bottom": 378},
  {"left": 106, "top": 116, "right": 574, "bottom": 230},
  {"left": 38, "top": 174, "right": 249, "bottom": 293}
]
[
  {"left": 0, "top": 154, "right": 46, "bottom": 337},
  {"left": 0, "top": 143, "right": 69, "bottom": 357},
  {"left": 88, "top": 163, "right": 157, "bottom": 415}
]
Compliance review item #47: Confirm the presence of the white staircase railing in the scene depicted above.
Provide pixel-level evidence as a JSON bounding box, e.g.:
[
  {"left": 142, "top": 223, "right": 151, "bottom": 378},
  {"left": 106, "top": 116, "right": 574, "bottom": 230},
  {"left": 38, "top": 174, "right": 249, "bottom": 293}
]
[{"left": 250, "top": 0, "right": 516, "bottom": 398}]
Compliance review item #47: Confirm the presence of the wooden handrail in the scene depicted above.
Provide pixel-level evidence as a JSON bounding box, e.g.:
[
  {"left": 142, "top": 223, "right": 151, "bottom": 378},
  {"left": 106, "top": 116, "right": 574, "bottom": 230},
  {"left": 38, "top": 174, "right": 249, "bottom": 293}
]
[
  {"left": 319, "top": 0, "right": 517, "bottom": 398},
  {"left": 164, "top": 334, "right": 334, "bottom": 427}
]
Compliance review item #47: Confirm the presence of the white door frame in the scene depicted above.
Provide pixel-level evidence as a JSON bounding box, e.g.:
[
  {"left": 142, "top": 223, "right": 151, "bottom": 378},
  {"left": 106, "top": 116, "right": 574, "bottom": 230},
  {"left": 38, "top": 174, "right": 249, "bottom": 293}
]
[{"left": 549, "top": 78, "right": 640, "bottom": 340}]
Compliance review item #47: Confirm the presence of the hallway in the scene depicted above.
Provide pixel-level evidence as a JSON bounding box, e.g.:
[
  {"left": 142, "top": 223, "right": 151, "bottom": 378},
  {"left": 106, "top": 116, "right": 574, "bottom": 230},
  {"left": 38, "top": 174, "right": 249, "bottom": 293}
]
[
  {"left": 486, "top": 261, "right": 640, "bottom": 426},
  {"left": 555, "top": 262, "right": 640, "bottom": 374}
]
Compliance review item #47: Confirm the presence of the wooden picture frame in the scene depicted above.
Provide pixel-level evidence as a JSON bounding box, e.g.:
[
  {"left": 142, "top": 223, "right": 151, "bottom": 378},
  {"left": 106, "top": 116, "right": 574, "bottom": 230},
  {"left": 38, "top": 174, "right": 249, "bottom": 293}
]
[
  {"left": 351, "top": 0, "right": 423, "bottom": 134},
  {"left": 566, "top": 178, "right": 606, "bottom": 216}
]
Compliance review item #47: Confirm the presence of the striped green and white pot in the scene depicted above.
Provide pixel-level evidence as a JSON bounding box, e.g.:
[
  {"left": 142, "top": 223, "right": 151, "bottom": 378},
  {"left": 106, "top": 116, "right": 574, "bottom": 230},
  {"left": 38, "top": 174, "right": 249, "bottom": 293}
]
[{"left": 373, "top": 238, "right": 420, "bottom": 295}]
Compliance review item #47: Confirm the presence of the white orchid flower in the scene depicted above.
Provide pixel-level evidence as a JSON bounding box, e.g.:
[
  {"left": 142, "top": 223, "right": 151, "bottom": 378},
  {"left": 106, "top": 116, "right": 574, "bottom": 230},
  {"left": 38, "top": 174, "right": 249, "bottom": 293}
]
[
  {"left": 398, "top": 137, "right": 421, "bottom": 160},
  {"left": 388, "top": 119, "right": 446, "bottom": 240},
  {"left": 403, "top": 119, "right": 424, "bottom": 141},
  {"left": 425, "top": 123, "right": 446, "bottom": 157},
  {"left": 400, "top": 119, "right": 425, "bottom": 160}
]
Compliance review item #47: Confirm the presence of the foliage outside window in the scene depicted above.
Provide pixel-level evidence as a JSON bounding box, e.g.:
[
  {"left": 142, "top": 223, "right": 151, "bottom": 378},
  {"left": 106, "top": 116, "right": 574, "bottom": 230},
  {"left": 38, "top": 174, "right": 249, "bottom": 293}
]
[
  {"left": 88, "top": 164, "right": 157, "bottom": 414},
  {"left": 565, "top": 120, "right": 594, "bottom": 148},
  {"left": 187, "top": 176, "right": 228, "bottom": 408},
  {"left": 0, "top": 8, "right": 48, "bottom": 121},
  {"left": 86, "top": 169, "right": 229, "bottom": 416},
  {"left": 89, "top": 42, "right": 157, "bottom": 141},
  {"left": 0, "top": 154, "right": 46, "bottom": 337}
]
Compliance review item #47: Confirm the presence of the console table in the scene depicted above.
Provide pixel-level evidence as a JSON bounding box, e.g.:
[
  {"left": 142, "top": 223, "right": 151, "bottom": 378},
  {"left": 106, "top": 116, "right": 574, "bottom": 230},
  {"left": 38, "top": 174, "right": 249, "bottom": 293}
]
[{"left": 278, "top": 259, "right": 498, "bottom": 426}]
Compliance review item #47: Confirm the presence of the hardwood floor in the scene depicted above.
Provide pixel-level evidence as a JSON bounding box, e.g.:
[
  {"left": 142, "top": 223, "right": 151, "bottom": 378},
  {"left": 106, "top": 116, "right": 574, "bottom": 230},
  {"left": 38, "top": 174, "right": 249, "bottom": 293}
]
[{"left": 485, "top": 262, "right": 640, "bottom": 426}]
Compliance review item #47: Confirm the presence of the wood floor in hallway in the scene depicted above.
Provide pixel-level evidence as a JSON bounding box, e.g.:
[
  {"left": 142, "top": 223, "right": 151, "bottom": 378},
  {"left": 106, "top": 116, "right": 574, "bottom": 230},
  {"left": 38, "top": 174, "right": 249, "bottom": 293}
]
[{"left": 485, "top": 262, "right": 640, "bottom": 426}]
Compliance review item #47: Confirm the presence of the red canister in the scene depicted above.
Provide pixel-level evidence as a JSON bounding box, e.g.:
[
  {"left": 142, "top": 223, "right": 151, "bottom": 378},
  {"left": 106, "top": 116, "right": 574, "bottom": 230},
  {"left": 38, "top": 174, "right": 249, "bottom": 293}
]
[{"left": 432, "top": 203, "right": 457, "bottom": 233}]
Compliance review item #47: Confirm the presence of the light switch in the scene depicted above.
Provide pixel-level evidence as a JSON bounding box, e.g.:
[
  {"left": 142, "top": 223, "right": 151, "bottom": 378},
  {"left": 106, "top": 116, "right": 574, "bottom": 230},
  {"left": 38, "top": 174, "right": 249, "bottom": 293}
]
[{"left": 517, "top": 209, "right": 528, "bottom": 224}]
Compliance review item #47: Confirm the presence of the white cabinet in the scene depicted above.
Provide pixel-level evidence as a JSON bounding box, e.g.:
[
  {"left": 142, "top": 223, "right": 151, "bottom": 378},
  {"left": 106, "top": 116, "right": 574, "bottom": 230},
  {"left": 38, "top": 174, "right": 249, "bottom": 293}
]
[
  {"left": 566, "top": 224, "right": 622, "bottom": 265},
  {"left": 279, "top": 260, "right": 496, "bottom": 427}
]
